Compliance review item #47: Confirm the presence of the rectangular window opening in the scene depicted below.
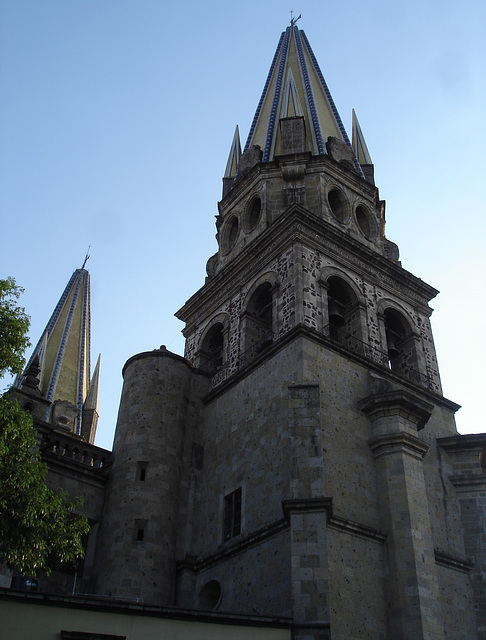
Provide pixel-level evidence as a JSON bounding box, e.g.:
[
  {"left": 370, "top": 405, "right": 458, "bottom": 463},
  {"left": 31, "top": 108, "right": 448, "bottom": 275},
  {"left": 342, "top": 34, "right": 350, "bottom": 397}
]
[
  {"left": 137, "top": 461, "right": 148, "bottom": 481},
  {"left": 134, "top": 519, "right": 147, "bottom": 543},
  {"left": 223, "top": 487, "right": 242, "bottom": 541}
]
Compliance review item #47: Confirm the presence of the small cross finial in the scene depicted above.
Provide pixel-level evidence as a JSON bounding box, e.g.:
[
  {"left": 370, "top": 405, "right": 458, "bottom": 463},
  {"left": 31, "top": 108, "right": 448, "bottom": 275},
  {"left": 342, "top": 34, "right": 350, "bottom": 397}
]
[
  {"left": 290, "top": 11, "right": 301, "bottom": 27},
  {"left": 81, "top": 246, "right": 91, "bottom": 270}
]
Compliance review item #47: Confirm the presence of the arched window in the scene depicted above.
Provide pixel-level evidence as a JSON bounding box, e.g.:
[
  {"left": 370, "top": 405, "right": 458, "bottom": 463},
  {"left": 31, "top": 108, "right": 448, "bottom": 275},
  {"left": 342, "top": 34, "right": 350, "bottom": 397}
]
[
  {"left": 241, "top": 283, "right": 273, "bottom": 363},
  {"left": 383, "top": 308, "right": 419, "bottom": 376},
  {"left": 199, "top": 323, "right": 224, "bottom": 374},
  {"left": 326, "top": 277, "right": 363, "bottom": 349}
]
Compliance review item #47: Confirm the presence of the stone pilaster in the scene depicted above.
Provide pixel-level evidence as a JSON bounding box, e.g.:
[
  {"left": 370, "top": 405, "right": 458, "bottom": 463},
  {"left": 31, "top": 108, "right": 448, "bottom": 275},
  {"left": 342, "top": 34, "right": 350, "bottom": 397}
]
[
  {"left": 360, "top": 390, "right": 444, "bottom": 640},
  {"left": 286, "top": 382, "right": 330, "bottom": 640}
]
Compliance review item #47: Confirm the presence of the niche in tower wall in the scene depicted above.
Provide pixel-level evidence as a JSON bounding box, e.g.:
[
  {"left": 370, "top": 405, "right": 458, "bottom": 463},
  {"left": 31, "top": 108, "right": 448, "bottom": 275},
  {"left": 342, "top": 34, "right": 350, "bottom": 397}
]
[
  {"left": 384, "top": 308, "right": 420, "bottom": 378},
  {"left": 223, "top": 487, "right": 242, "bottom": 541},
  {"left": 240, "top": 283, "right": 274, "bottom": 366},
  {"left": 326, "top": 276, "right": 363, "bottom": 348},
  {"left": 198, "top": 322, "right": 225, "bottom": 374}
]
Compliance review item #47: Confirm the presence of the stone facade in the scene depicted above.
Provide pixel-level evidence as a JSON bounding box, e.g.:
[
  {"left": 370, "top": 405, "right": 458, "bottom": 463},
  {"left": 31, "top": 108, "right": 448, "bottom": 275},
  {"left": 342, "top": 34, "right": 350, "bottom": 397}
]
[
  {"left": 88, "top": 141, "right": 485, "bottom": 637},
  {"left": 12, "top": 139, "right": 485, "bottom": 639},
  {"left": 9, "top": 25, "right": 486, "bottom": 640}
]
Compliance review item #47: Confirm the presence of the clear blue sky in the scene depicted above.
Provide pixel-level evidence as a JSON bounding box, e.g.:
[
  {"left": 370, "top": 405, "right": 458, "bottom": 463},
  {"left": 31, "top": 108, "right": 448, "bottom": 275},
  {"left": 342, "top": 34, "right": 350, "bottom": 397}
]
[{"left": 1, "top": 0, "right": 485, "bottom": 450}]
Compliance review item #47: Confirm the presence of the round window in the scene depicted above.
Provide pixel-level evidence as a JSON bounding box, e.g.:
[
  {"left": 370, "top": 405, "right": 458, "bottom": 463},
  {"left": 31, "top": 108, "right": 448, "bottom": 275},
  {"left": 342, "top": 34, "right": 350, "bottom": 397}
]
[
  {"left": 222, "top": 216, "right": 239, "bottom": 253},
  {"left": 199, "top": 580, "right": 222, "bottom": 610},
  {"left": 327, "top": 187, "right": 348, "bottom": 223},
  {"left": 246, "top": 196, "right": 262, "bottom": 231},
  {"left": 355, "top": 205, "right": 376, "bottom": 240}
]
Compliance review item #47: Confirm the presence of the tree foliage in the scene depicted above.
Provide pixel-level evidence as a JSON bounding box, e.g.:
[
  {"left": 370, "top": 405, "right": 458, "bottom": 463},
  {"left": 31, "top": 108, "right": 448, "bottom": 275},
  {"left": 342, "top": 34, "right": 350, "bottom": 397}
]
[
  {"left": 0, "top": 280, "right": 89, "bottom": 576},
  {"left": 0, "top": 395, "right": 89, "bottom": 575},
  {"left": 0, "top": 277, "right": 31, "bottom": 379}
]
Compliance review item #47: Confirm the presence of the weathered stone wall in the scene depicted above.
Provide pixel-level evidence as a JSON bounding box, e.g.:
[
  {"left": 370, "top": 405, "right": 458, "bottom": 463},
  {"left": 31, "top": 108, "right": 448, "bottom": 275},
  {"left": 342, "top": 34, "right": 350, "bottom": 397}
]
[
  {"left": 421, "top": 406, "right": 468, "bottom": 555},
  {"left": 191, "top": 342, "right": 302, "bottom": 557},
  {"left": 327, "top": 527, "right": 387, "bottom": 640},
  {"left": 460, "top": 488, "right": 486, "bottom": 639},
  {"left": 439, "top": 435, "right": 486, "bottom": 639},
  {"left": 177, "top": 322, "right": 472, "bottom": 633},
  {"left": 188, "top": 531, "right": 291, "bottom": 616},
  {"left": 436, "top": 563, "right": 477, "bottom": 640},
  {"left": 44, "top": 456, "right": 108, "bottom": 523},
  {"left": 304, "top": 344, "right": 381, "bottom": 528}
]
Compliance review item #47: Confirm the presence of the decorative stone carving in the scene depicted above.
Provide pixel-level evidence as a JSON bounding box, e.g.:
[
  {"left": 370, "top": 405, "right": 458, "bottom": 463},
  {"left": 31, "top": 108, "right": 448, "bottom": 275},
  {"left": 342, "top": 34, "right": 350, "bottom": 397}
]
[
  {"left": 325, "top": 136, "right": 357, "bottom": 172},
  {"left": 238, "top": 145, "right": 263, "bottom": 179},
  {"left": 51, "top": 399, "right": 78, "bottom": 431}
]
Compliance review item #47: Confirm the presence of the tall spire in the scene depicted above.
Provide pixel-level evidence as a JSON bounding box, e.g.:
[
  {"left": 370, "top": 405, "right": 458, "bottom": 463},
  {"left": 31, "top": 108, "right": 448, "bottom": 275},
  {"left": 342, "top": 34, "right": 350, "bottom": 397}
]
[
  {"left": 81, "top": 353, "right": 100, "bottom": 444},
  {"left": 352, "top": 109, "right": 375, "bottom": 184},
  {"left": 17, "top": 267, "right": 98, "bottom": 441},
  {"left": 224, "top": 125, "right": 241, "bottom": 179},
  {"left": 243, "top": 25, "right": 353, "bottom": 163}
]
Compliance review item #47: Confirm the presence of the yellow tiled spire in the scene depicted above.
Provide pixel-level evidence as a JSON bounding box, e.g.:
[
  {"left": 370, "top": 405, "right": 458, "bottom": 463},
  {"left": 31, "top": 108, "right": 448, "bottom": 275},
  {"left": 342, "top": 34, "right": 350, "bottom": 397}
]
[
  {"left": 18, "top": 267, "right": 98, "bottom": 440},
  {"left": 243, "top": 25, "right": 352, "bottom": 163}
]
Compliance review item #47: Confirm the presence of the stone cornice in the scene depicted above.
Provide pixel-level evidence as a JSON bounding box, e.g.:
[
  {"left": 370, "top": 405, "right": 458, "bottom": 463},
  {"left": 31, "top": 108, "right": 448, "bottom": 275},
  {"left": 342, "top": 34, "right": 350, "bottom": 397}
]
[
  {"left": 327, "top": 514, "right": 386, "bottom": 544},
  {"left": 202, "top": 324, "right": 459, "bottom": 413},
  {"left": 438, "top": 433, "right": 486, "bottom": 458},
  {"left": 359, "top": 390, "right": 434, "bottom": 430},
  {"left": 176, "top": 497, "right": 386, "bottom": 579},
  {"left": 176, "top": 518, "right": 289, "bottom": 574},
  {"left": 368, "top": 432, "right": 430, "bottom": 460},
  {"left": 434, "top": 549, "right": 474, "bottom": 573},
  {"left": 447, "top": 474, "right": 486, "bottom": 490},
  {"left": 282, "top": 497, "right": 333, "bottom": 520},
  {"left": 282, "top": 497, "right": 387, "bottom": 545}
]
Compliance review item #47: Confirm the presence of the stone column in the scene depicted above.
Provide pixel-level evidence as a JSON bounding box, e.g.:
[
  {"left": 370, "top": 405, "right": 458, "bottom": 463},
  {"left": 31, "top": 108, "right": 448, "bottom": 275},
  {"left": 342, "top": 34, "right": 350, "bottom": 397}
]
[
  {"left": 360, "top": 389, "right": 444, "bottom": 640},
  {"left": 285, "top": 382, "right": 331, "bottom": 640}
]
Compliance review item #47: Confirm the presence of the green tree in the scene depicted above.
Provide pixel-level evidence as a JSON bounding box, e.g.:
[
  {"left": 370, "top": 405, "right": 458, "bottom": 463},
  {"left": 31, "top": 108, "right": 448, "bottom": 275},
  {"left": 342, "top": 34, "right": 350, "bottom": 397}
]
[
  {"left": 0, "top": 277, "right": 31, "bottom": 379},
  {"left": 0, "top": 278, "right": 89, "bottom": 576},
  {"left": 0, "top": 396, "right": 89, "bottom": 575}
]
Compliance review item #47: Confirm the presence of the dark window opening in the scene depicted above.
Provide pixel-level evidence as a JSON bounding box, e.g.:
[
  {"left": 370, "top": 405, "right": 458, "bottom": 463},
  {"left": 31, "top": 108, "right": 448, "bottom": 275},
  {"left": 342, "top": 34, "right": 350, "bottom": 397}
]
[
  {"left": 382, "top": 308, "right": 426, "bottom": 387},
  {"left": 134, "top": 519, "right": 147, "bottom": 543},
  {"left": 328, "top": 187, "right": 348, "bottom": 223},
  {"left": 326, "top": 277, "right": 359, "bottom": 345},
  {"left": 199, "top": 322, "right": 224, "bottom": 374},
  {"left": 223, "top": 216, "right": 239, "bottom": 253},
  {"left": 223, "top": 488, "right": 242, "bottom": 541},
  {"left": 61, "top": 631, "right": 127, "bottom": 640},
  {"left": 356, "top": 205, "right": 374, "bottom": 240},
  {"left": 241, "top": 283, "right": 274, "bottom": 364},
  {"left": 384, "top": 309, "right": 408, "bottom": 371},
  {"left": 199, "top": 579, "right": 222, "bottom": 610},
  {"left": 137, "top": 461, "right": 148, "bottom": 481},
  {"left": 247, "top": 196, "right": 262, "bottom": 230}
]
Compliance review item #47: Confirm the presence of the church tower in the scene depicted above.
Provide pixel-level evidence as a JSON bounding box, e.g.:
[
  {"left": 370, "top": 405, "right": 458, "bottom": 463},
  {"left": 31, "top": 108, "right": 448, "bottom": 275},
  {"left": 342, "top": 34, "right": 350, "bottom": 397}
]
[
  {"left": 94, "top": 23, "right": 485, "bottom": 640},
  {"left": 14, "top": 266, "right": 100, "bottom": 444}
]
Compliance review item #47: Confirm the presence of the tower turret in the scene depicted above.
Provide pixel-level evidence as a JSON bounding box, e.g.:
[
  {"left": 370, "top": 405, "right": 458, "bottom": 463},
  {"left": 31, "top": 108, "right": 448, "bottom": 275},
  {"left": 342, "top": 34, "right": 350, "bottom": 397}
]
[{"left": 93, "top": 348, "right": 208, "bottom": 604}]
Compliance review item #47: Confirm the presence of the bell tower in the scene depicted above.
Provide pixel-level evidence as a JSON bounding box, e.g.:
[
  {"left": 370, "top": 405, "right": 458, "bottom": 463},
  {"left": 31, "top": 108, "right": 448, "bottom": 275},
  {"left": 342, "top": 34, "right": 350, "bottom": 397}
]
[
  {"left": 95, "top": 22, "right": 485, "bottom": 640},
  {"left": 179, "top": 23, "right": 440, "bottom": 400},
  {"left": 175, "top": 23, "right": 480, "bottom": 639}
]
